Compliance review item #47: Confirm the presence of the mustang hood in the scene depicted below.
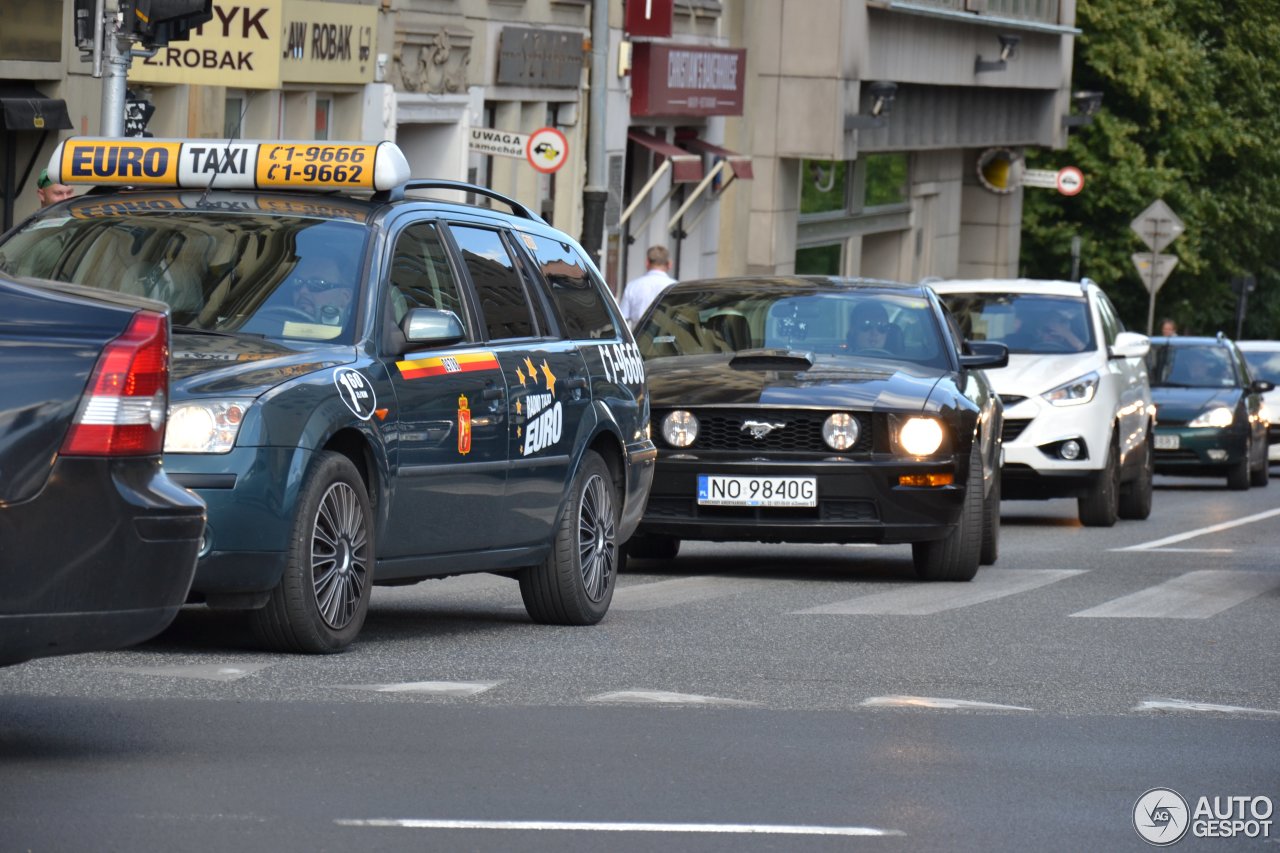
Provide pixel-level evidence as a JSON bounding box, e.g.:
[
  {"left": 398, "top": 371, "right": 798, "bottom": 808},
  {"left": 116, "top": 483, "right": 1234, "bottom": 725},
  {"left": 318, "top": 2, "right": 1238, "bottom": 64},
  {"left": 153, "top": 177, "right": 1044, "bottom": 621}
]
[
  {"left": 984, "top": 351, "right": 1097, "bottom": 396},
  {"left": 645, "top": 351, "right": 944, "bottom": 411},
  {"left": 171, "top": 332, "right": 353, "bottom": 398},
  {"left": 1151, "top": 386, "right": 1240, "bottom": 423}
]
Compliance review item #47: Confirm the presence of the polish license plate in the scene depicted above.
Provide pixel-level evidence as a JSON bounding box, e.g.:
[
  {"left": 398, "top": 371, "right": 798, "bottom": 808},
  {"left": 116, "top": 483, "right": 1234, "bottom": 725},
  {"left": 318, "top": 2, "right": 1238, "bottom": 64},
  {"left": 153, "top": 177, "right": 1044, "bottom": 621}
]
[
  {"left": 697, "top": 475, "right": 817, "bottom": 507},
  {"left": 1155, "top": 434, "right": 1180, "bottom": 450}
]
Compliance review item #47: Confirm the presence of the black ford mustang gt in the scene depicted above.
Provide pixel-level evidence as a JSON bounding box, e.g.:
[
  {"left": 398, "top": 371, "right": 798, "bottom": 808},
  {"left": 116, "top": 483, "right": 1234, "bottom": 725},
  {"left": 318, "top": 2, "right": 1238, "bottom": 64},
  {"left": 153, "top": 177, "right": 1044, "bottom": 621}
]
[{"left": 630, "top": 276, "right": 1007, "bottom": 581}]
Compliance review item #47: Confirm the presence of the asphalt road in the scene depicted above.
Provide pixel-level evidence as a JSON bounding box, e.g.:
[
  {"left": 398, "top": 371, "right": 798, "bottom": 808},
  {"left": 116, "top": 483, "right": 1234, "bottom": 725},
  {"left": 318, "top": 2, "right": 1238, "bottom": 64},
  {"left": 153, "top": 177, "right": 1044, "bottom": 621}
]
[{"left": 2, "top": 473, "right": 1277, "bottom": 852}]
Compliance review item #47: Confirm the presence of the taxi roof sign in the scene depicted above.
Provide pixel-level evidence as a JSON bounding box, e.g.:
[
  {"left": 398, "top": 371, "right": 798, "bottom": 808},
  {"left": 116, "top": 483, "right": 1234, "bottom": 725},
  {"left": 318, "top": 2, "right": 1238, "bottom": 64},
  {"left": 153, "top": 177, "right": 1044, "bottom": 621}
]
[{"left": 48, "top": 138, "right": 411, "bottom": 193}]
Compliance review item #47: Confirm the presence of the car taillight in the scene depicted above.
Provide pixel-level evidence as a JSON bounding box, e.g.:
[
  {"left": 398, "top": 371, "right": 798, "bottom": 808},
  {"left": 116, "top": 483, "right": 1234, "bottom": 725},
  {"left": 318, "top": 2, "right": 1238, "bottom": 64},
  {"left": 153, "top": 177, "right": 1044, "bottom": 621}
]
[{"left": 61, "top": 310, "right": 170, "bottom": 456}]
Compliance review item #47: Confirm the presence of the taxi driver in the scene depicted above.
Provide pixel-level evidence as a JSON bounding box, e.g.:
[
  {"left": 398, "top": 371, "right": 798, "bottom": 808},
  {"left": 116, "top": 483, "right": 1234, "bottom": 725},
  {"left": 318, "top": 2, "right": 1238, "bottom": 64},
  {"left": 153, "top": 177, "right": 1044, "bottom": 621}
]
[{"left": 288, "top": 257, "right": 350, "bottom": 325}]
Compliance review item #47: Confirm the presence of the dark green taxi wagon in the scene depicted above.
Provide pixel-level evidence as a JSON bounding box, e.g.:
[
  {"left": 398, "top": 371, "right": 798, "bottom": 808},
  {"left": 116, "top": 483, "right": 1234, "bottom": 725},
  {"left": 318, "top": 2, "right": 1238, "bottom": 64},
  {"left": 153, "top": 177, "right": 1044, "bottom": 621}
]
[{"left": 0, "top": 137, "right": 655, "bottom": 653}]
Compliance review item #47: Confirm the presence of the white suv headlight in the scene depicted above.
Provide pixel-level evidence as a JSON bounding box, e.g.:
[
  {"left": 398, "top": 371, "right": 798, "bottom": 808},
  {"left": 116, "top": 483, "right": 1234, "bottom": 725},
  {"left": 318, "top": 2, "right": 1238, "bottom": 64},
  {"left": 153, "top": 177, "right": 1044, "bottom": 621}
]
[
  {"left": 1043, "top": 371, "right": 1099, "bottom": 407},
  {"left": 166, "top": 399, "right": 253, "bottom": 453},
  {"left": 1188, "top": 406, "right": 1234, "bottom": 428}
]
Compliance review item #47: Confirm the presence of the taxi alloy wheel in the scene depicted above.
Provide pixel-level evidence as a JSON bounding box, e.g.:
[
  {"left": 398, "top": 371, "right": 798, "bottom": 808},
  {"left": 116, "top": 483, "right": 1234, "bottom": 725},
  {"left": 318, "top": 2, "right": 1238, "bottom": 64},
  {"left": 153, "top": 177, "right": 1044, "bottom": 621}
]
[
  {"left": 251, "top": 451, "right": 373, "bottom": 653},
  {"left": 520, "top": 450, "right": 618, "bottom": 625}
]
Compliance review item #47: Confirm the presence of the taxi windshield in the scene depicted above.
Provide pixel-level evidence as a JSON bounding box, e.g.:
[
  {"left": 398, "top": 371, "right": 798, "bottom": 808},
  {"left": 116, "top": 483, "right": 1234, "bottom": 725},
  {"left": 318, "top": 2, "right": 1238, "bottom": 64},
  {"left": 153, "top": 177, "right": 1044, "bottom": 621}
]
[{"left": 0, "top": 209, "right": 368, "bottom": 343}]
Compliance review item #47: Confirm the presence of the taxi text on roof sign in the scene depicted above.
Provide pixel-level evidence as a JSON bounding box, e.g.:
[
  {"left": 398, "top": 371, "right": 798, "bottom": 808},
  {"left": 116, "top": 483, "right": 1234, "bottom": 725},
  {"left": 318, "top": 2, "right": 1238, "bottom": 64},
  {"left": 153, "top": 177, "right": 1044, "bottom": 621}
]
[{"left": 47, "top": 138, "right": 411, "bottom": 192}]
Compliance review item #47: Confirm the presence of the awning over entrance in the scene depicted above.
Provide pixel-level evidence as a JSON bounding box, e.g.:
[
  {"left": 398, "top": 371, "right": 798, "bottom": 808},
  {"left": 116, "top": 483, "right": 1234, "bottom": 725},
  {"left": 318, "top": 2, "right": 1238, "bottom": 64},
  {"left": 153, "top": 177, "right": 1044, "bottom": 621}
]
[
  {"left": 666, "top": 136, "right": 754, "bottom": 235},
  {"left": 0, "top": 84, "right": 73, "bottom": 131},
  {"left": 678, "top": 137, "right": 753, "bottom": 180},
  {"left": 627, "top": 130, "right": 703, "bottom": 183}
]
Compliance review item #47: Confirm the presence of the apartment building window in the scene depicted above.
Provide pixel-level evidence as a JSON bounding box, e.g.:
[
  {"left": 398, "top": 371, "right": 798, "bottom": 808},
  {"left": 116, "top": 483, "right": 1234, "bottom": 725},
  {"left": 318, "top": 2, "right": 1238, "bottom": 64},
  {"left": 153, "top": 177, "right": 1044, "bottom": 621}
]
[{"left": 796, "top": 154, "right": 912, "bottom": 276}]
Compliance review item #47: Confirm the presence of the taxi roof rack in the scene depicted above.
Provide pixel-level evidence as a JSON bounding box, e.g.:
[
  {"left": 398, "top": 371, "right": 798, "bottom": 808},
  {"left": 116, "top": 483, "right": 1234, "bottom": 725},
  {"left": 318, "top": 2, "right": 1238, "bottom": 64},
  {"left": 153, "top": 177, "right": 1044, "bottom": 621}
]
[{"left": 378, "top": 179, "right": 544, "bottom": 222}]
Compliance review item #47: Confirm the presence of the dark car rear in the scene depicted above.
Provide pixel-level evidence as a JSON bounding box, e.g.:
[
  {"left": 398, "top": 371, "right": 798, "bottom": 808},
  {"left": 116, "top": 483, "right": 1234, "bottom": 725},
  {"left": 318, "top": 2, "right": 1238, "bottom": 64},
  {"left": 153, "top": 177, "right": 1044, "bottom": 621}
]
[{"left": 0, "top": 277, "right": 205, "bottom": 666}]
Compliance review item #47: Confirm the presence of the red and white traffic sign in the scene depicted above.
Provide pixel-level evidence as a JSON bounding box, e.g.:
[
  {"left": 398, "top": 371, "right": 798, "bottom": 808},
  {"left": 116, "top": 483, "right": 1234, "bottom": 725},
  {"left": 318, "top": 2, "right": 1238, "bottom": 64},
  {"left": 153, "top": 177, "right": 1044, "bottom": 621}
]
[
  {"left": 1056, "top": 166, "right": 1084, "bottom": 196},
  {"left": 526, "top": 127, "right": 568, "bottom": 174}
]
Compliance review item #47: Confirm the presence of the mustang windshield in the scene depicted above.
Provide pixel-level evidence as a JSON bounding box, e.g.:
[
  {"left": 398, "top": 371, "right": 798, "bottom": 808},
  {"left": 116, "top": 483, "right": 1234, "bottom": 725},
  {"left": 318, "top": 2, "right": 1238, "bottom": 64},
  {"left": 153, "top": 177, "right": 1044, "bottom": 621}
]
[
  {"left": 636, "top": 286, "right": 950, "bottom": 369},
  {"left": 0, "top": 211, "right": 368, "bottom": 343}
]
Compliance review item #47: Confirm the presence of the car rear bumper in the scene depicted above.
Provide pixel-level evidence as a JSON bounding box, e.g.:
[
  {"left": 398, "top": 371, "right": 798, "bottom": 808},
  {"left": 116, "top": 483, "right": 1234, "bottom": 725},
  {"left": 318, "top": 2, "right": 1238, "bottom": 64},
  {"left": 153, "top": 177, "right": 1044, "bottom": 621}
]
[
  {"left": 0, "top": 457, "right": 205, "bottom": 665},
  {"left": 636, "top": 456, "right": 964, "bottom": 544}
]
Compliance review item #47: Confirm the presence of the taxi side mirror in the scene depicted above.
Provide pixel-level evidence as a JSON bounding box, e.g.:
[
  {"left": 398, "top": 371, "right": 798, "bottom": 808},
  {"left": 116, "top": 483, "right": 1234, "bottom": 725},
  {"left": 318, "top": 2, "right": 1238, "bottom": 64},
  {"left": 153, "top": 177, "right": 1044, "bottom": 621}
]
[{"left": 403, "top": 308, "right": 466, "bottom": 346}]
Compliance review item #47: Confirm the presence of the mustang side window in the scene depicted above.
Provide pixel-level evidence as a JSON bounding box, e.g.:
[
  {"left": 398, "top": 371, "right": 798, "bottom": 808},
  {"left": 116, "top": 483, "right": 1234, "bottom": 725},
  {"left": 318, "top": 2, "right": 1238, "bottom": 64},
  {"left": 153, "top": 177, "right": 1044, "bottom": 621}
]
[{"left": 450, "top": 225, "right": 538, "bottom": 340}]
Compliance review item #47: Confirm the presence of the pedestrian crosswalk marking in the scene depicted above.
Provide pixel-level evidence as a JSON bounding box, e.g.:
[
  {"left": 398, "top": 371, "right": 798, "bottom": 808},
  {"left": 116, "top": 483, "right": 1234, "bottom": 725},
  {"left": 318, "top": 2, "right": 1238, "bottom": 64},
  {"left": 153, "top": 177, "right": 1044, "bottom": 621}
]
[
  {"left": 1070, "top": 570, "right": 1280, "bottom": 619},
  {"left": 793, "top": 568, "right": 1085, "bottom": 615},
  {"left": 334, "top": 681, "right": 500, "bottom": 696},
  {"left": 611, "top": 575, "right": 774, "bottom": 611},
  {"left": 1115, "top": 507, "right": 1280, "bottom": 551},
  {"left": 100, "top": 663, "right": 273, "bottom": 681}
]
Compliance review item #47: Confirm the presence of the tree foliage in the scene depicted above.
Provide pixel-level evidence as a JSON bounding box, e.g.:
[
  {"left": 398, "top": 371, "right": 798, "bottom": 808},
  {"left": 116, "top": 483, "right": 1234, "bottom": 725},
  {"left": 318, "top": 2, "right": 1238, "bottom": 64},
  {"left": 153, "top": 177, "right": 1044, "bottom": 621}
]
[{"left": 1020, "top": 0, "right": 1280, "bottom": 339}]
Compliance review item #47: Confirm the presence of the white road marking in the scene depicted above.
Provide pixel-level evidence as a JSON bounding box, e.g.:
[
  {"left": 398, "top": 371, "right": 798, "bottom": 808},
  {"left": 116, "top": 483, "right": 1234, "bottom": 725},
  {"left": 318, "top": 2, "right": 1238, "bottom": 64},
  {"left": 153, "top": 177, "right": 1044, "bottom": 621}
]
[
  {"left": 1135, "top": 698, "right": 1280, "bottom": 715},
  {"left": 1136, "top": 548, "right": 1234, "bottom": 553},
  {"left": 100, "top": 663, "right": 273, "bottom": 681},
  {"left": 611, "top": 576, "right": 773, "bottom": 611},
  {"left": 334, "top": 681, "right": 499, "bottom": 696},
  {"left": 795, "top": 568, "right": 1084, "bottom": 615},
  {"left": 587, "top": 690, "right": 758, "bottom": 707},
  {"left": 861, "top": 695, "right": 1034, "bottom": 711},
  {"left": 1114, "top": 507, "right": 1280, "bottom": 551},
  {"left": 1070, "top": 570, "right": 1280, "bottom": 619},
  {"left": 334, "top": 818, "right": 903, "bottom": 837}
]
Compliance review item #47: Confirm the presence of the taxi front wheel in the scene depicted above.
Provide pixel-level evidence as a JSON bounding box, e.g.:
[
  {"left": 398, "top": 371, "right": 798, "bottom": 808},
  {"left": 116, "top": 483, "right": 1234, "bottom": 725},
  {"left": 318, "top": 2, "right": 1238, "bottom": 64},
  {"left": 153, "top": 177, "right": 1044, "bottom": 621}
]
[
  {"left": 520, "top": 450, "right": 619, "bottom": 625},
  {"left": 251, "top": 451, "right": 373, "bottom": 653}
]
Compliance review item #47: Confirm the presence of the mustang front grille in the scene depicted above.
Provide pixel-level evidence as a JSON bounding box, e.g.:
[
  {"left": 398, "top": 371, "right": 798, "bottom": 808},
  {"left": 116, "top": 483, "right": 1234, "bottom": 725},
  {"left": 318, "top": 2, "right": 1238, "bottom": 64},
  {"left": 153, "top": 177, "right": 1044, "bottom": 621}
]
[{"left": 655, "top": 409, "right": 873, "bottom": 455}]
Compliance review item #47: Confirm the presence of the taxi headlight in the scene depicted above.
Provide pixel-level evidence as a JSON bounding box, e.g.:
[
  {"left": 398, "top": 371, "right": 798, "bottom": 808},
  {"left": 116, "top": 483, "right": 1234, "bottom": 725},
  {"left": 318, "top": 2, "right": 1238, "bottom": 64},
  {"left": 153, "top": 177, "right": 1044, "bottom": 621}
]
[
  {"left": 823, "top": 413, "right": 860, "bottom": 450},
  {"left": 1188, "top": 406, "right": 1234, "bottom": 428},
  {"left": 661, "top": 410, "right": 698, "bottom": 448},
  {"left": 165, "top": 399, "right": 253, "bottom": 453},
  {"left": 1043, "top": 371, "right": 1099, "bottom": 407},
  {"left": 897, "top": 417, "right": 944, "bottom": 456}
]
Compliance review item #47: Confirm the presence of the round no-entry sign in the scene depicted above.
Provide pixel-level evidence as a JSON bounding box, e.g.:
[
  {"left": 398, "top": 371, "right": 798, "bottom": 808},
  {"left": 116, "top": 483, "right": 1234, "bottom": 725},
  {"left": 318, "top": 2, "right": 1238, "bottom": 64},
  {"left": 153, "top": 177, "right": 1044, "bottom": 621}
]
[
  {"left": 526, "top": 127, "right": 569, "bottom": 174},
  {"left": 1056, "top": 166, "right": 1084, "bottom": 196}
]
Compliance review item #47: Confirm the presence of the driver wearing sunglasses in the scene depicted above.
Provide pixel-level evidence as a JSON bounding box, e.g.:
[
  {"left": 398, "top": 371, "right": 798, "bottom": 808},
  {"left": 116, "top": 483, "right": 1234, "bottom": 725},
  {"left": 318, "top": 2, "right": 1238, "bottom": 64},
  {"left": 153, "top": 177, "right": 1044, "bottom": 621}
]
[
  {"left": 849, "top": 301, "right": 894, "bottom": 354},
  {"left": 287, "top": 258, "right": 352, "bottom": 325}
]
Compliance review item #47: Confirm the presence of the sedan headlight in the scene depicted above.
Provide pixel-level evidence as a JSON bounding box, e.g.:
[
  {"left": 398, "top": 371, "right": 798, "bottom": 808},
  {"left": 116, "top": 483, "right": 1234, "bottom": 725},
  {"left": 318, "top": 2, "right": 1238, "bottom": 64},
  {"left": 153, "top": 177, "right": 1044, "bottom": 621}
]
[
  {"left": 661, "top": 410, "right": 699, "bottom": 447},
  {"left": 166, "top": 399, "right": 253, "bottom": 453},
  {"left": 822, "top": 413, "right": 860, "bottom": 450},
  {"left": 1043, "top": 371, "right": 1099, "bottom": 407},
  {"left": 897, "top": 416, "right": 944, "bottom": 456},
  {"left": 1188, "top": 406, "right": 1234, "bottom": 428}
]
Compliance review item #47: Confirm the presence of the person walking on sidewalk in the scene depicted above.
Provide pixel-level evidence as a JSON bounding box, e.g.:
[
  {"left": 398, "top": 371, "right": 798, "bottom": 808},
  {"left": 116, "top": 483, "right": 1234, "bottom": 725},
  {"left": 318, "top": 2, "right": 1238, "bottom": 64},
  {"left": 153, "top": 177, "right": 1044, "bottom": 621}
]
[{"left": 619, "top": 245, "right": 677, "bottom": 329}]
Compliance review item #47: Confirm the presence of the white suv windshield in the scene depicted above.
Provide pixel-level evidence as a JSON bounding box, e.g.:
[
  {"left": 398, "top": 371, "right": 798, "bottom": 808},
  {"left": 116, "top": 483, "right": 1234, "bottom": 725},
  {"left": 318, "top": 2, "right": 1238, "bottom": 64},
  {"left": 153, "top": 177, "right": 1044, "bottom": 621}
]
[{"left": 942, "top": 293, "right": 1095, "bottom": 355}]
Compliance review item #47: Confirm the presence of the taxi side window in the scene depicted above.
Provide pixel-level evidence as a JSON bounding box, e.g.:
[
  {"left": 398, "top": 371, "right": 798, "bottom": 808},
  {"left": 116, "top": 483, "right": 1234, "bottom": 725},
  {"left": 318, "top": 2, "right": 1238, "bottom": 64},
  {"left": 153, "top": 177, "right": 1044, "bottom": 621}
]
[
  {"left": 388, "top": 222, "right": 465, "bottom": 325},
  {"left": 450, "top": 225, "right": 539, "bottom": 341},
  {"left": 525, "top": 236, "right": 620, "bottom": 340}
]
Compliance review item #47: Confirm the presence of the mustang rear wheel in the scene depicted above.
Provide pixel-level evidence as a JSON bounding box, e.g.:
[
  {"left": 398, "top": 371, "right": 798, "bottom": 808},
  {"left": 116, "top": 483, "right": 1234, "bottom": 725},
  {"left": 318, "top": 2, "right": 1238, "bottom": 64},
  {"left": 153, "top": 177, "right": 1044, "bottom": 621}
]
[
  {"left": 979, "top": 463, "right": 1000, "bottom": 566},
  {"left": 520, "top": 450, "right": 619, "bottom": 625},
  {"left": 913, "top": 442, "right": 982, "bottom": 581},
  {"left": 250, "top": 451, "right": 373, "bottom": 653}
]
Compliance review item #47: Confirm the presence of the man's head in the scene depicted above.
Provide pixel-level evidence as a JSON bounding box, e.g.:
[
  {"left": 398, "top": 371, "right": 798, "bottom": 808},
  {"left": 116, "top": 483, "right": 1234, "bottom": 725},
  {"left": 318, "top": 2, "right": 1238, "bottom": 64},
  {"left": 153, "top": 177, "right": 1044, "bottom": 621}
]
[
  {"left": 645, "top": 245, "right": 671, "bottom": 271},
  {"left": 36, "top": 169, "right": 74, "bottom": 207},
  {"left": 288, "top": 257, "right": 351, "bottom": 324},
  {"left": 850, "top": 301, "right": 891, "bottom": 350}
]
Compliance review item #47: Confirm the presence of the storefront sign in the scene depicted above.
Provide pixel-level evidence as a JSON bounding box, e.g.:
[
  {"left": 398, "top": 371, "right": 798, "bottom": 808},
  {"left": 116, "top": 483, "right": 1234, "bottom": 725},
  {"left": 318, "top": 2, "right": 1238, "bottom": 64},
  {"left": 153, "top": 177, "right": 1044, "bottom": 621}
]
[
  {"left": 470, "top": 127, "right": 529, "bottom": 159},
  {"left": 281, "top": 0, "right": 376, "bottom": 84},
  {"left": 496, "top": 27, "right": 582, "bottom": 89},
  {"left": 624, "top": 0, "right": 673, "bottom": 38},
  {"left": 630, "top": 43, "right": 746, "bottom": 117},
  {"left": 130, "top": 1, "right": 283, "bottom": 89}
]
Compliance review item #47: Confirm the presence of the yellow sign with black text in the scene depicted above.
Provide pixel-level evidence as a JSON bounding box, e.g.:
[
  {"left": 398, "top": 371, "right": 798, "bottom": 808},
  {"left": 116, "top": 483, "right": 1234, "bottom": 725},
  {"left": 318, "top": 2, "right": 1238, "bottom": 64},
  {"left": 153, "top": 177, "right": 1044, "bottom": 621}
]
[
  {"left": 129, "top": 1, "right": 283, "bottom": 89},
  {"left": 281, "top": 0, "right": 376, "bottom": 84}
]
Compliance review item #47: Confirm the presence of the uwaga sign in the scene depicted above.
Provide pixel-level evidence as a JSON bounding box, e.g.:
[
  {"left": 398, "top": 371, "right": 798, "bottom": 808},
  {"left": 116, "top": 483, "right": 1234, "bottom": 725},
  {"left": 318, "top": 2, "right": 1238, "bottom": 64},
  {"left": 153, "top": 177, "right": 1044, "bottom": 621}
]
[{"left": 129, "top": 0, "right": 375, "bottom": 89}]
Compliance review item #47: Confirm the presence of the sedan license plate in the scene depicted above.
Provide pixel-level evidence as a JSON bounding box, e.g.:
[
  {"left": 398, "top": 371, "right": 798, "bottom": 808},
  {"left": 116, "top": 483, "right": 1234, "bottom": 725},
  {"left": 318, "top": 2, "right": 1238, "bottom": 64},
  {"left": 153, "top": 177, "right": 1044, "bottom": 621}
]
[
  {"left": 1155, "top": 434, "right": 1180, "bottom": 450},
  {"left": 697, "top": 475, "right": 817, "bottom": 507}
]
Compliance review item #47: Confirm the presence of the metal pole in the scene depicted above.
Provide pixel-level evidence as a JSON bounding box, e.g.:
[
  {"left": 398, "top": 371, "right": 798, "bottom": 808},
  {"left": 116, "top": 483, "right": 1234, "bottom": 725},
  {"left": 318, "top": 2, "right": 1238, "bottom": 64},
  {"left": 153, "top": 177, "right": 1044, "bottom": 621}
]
[
  {"left": 579, "top": 0, "right": 609, "bottom": 267},
  {"left": 1145, "top": 248, "right": 1157, "bottom": 335},
  {"left": 100, "top": 6, "right": 130, "bottom": 137},
  {"left": 1069, "top": 234, "right": 1081, "bottom": 280}
]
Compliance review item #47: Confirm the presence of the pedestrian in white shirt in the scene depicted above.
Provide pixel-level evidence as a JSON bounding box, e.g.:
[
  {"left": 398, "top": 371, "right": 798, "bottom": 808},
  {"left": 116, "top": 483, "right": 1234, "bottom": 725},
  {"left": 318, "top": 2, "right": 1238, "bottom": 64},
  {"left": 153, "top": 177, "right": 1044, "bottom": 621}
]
[{"left": 619, "top": 245, "right": 676, "bottom": 328}]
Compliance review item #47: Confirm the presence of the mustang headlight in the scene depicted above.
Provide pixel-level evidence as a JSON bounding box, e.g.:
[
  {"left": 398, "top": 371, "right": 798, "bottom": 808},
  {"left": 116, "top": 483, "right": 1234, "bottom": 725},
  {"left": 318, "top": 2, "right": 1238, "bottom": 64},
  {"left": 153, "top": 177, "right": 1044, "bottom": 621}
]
[
  {"left": 897, "top": 417, "right": 944, "bottom": 456},
  {"left": 823, "top": 413, "right": 860, "bottom": 450},
  {"left": 661, "top": 410, "right": 699, "bottom": 447},
  {"left": 166, "top": 399, "right": 253, "bottom": 453},
  {"left": 1188, "top": 406, "right": 1234, "bottom": 428},
  {"left": 1043, "top": 371, "right": 1099, "bottom": 407}
]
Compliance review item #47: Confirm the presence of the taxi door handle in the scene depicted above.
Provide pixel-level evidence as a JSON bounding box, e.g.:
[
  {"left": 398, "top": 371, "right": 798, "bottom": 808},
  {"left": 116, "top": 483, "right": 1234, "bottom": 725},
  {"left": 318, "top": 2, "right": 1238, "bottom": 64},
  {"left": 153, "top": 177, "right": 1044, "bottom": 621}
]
[
  {"left": 483, "top": 386, "right": 505, "bottom": 401},
  {"left": 565, "top": 376, "right": 588, "bottom": 391}
]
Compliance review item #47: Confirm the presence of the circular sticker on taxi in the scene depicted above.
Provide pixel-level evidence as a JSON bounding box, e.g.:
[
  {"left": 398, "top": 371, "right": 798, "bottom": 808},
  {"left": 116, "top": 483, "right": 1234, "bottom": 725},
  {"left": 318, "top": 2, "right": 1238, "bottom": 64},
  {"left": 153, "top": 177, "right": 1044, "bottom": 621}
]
[{"left": 334, "top": 368, "right": 376, "bottom": 420}]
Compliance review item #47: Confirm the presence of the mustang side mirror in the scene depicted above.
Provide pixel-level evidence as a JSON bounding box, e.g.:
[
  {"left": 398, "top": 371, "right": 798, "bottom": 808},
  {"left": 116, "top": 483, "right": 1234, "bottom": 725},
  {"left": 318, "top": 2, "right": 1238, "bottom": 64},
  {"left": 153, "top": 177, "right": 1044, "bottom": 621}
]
[{"left": 960, "top": 340, "right": 1008, "bottom": 369}]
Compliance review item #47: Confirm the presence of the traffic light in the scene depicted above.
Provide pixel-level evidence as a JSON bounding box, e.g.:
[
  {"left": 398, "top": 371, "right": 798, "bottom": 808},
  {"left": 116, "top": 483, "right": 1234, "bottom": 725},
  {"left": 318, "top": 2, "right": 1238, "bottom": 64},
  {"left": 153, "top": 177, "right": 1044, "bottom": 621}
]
[{"left": 120, "top": 0, "right": 214, "bottom": 48}]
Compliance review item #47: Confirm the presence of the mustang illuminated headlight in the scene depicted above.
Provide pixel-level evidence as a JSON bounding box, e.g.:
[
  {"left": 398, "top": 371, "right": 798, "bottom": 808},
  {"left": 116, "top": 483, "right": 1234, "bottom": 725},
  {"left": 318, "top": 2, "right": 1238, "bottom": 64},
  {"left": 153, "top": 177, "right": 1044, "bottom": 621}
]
[
  {"left": 1189, "top": 406, "right": 1234, "bottom": 428},
  {"left": 822, "top": 413, "right": 860, "bottom": 450},
  {"left": 165, "top": 399, "right": 253, "bottom": 453},
  {"left": 1043, "top": 371, "right": 1099, "bottom": 407},
  {"left": 661, "top": 410, "right": 699, "bottom": 447},
  {"left": 897, "top": 417, "right": 944, "bottom": 456}
]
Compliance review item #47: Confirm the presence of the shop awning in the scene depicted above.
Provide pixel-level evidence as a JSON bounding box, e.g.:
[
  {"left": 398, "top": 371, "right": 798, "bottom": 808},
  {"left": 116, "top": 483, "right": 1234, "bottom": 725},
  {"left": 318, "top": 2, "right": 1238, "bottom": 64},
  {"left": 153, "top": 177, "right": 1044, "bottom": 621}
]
[
  {"left": 0, "top": 84, "right": 73, "bottom": 131},
  {"left": 627, "top": 130, "right": 703, "bottom": 183},
  {"left": 678, "top": 137, "right": 753, "bottom": 180}
]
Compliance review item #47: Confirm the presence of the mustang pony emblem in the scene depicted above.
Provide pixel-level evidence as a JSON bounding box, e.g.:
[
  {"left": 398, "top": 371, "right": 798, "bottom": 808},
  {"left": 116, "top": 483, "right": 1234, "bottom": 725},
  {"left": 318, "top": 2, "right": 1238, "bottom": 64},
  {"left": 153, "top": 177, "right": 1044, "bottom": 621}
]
[{"left": 741, "top": 420, "right": 786, "bottom": 439}]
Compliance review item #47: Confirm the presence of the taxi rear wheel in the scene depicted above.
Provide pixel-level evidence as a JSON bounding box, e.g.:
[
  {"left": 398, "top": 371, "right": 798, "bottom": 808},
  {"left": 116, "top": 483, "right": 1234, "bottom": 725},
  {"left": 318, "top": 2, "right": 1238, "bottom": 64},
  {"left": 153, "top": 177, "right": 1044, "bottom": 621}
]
[
  {"left": 912, "top": 442, "right": 982, "bottom": 582},
  {"left": 251, "top": 451, "right": 372, "bottom": 653},
  {"left": 520, "top": 450, "right": 618, "bottom": 625}
]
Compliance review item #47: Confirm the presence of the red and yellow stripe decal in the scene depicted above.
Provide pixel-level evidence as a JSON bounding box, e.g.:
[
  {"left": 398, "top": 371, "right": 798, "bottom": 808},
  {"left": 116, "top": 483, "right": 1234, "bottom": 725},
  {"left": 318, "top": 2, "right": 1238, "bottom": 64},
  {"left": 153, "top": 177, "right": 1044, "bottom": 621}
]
[{"left": 396, "top": 351, "right": 500, "bottom": 381}]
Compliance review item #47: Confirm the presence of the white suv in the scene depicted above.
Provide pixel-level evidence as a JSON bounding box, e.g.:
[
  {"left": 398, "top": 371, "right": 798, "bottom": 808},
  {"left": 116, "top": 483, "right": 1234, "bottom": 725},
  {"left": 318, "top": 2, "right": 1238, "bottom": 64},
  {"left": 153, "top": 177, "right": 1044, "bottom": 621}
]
[{"left": 934, "top": 278, "right": 1155, "bottom": 526}]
